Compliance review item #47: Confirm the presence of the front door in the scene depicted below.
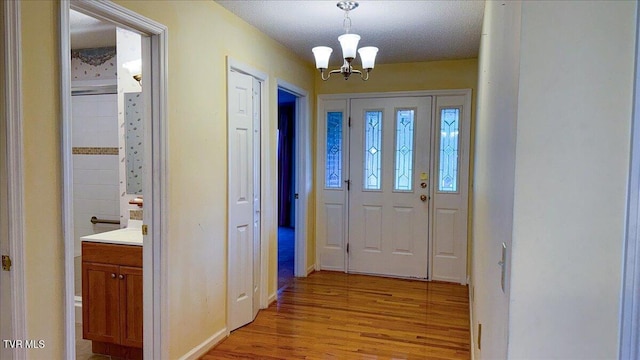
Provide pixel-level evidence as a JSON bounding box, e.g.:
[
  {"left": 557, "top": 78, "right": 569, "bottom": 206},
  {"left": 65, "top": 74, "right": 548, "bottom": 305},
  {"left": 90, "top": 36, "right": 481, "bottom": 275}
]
[{"left": 348, "top": 97, "right": 432, "bottom": 278}]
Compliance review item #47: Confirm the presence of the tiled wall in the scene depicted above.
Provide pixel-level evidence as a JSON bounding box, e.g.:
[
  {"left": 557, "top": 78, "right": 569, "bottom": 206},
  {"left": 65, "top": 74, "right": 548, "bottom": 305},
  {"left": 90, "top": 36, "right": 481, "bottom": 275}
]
[
  {"left": 117, "top": 28, "right": 143, "bottom": 225},
  {"left": 72, "top": 93, "right": 120, "bottom": 256}
]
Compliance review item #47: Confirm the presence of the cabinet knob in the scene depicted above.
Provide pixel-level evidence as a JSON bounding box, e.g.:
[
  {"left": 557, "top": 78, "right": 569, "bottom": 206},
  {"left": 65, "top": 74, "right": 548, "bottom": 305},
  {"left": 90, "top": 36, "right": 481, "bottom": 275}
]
[
  {"left": 111, "top": 273, "right": 116, "bottom": 279},
  {"left": 119, "top": 274, "right": 125, "bottom": 280}
]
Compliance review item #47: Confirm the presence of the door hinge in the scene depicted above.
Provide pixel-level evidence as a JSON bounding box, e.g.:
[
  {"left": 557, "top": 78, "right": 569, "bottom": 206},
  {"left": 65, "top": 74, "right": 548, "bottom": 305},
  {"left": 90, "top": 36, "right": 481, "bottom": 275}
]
[
  {"left": 346, "top": 243, "right": 349, "bottom": 253},
  {"left": 345, "top": 179, "right": 351, "bottom": 191},
  {"left": 2, "top": 255, "right": 12, "bottom": 271},
  {"left": 348, "top": 116, "right": 351, "bottom": 127},
  {"left": 294, "top": 193, "right": 299, "bottom": 199},
  {"left": 142, "top": 225, "right": 148, "bottom": 236}
]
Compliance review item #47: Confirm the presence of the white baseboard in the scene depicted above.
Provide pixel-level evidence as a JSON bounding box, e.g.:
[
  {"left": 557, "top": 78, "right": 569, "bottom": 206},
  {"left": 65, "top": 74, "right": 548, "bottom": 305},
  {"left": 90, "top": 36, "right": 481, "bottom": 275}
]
[
  {"left": 268, "top": 292, "right": 277, "bottom": 305},
  {"left": 307, "top": 264, "right": 315, "bottom": 276},
  {"left": 178, "top": 327, "right": 227, "bottom": 360}
]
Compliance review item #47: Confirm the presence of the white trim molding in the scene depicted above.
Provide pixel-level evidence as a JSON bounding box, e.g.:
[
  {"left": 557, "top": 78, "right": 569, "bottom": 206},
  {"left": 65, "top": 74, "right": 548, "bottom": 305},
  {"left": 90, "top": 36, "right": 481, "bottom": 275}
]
[
  {"left": 276, "top": 79, "right": 311, "bottom": 278},
  {"left": 620, "top": 4, "right": 640, "bottom": 358},
  {"left": 61, "top": 1, "right": 169, "bottom": 359},
  {"left": 4, "top": 1, "right": 27, "bottom": 359},
  {"left": 177, "top": 328, "right": 227, "bottom": 360}
]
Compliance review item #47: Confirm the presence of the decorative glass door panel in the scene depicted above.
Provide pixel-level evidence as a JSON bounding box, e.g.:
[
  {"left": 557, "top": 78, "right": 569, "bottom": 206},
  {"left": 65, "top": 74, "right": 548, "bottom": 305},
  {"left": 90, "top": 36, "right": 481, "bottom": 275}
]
[
  {"left": 364, "top": 111, "right": 383, "bottom": 190},
  {"left": 394, "top": 109, "right": 415, "bottom": 192},
  {"left": 438, "top": 108, "right": 460, "bottom": 193}
]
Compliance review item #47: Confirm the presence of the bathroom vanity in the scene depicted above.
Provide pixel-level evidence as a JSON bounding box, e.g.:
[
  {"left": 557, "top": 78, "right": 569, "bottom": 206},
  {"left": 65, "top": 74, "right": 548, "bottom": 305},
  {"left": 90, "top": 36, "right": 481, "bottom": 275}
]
[{"left": 81, "top": 227, "right": 143, "bottom": 359}]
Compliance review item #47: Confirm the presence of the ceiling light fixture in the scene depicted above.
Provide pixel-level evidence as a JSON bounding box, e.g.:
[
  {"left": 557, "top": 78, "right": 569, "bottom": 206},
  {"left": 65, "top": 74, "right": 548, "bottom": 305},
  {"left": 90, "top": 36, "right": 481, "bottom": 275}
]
[
  {"left": 312, "top": 1, "right": 378, "bottom": 81},
  {"left": 123, "top": 59, "right": 142, "bottom": 86}
]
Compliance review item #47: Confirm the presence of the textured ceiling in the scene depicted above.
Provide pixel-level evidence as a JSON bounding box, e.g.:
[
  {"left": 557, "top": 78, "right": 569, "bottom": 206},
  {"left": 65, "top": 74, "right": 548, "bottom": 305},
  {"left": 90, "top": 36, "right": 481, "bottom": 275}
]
[
  {"left": 216, "top": 0, "right": 485, "bottom": 67},
  {"left": 70, "top": 9, "right": 116, "bottom": 49}
]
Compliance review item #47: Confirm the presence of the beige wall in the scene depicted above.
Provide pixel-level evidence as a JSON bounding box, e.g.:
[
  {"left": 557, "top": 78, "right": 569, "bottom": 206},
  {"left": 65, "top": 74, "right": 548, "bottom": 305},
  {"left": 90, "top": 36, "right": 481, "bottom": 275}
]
[
  {"left": 471, "top": 1, "right": 521, "bottom": 358},
  {"left": 509, "top": 1, "right": 635, "bottom": 357},
  {"left": 315, "top": 59, "right": 477, "bottom": 95},
  {"left": 20, "top": 0, "right": 65, "bottom": 358},
  {"left": 473, "top": 0, "right": 636, "bottom": 358},
  {"left": 18, "top": 0, "right": 316, "bottom": 358},
  {"left": 111, "top": 1, "right": 316, "bottom": 358}
]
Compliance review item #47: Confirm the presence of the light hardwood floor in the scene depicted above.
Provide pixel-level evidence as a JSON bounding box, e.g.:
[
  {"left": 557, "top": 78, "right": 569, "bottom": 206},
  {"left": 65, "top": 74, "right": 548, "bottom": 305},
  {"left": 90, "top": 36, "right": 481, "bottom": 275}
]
[{"left": 203, "top": 271, "right": 470, "bottom": 359}]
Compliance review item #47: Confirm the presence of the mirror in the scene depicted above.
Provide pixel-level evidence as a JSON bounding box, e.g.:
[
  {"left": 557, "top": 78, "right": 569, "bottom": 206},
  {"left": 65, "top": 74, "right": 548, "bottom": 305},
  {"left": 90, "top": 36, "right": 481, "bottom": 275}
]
[{"left": 125, "top": 92, "right": 143, "bottom": 194}]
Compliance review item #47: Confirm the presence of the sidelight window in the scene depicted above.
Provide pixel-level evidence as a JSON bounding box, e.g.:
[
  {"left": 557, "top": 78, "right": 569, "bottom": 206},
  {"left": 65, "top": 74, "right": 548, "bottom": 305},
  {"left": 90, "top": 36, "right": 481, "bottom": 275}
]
[{"left": 325, "top": 111, "right": 343, "bottom": 188}]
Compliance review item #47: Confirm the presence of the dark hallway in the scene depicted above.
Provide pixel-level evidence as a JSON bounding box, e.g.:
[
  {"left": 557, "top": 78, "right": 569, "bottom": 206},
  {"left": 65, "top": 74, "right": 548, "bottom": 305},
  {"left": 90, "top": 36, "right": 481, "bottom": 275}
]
[{"left": 278, "top": 89, "right": 296, "bottom": 289}]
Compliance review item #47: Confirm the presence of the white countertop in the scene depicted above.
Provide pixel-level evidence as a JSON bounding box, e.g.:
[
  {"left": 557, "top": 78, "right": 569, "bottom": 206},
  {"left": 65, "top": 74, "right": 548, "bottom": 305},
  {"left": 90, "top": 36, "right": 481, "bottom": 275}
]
[{"left": 81, "top": 226, "right": 143, "bottom": 246}]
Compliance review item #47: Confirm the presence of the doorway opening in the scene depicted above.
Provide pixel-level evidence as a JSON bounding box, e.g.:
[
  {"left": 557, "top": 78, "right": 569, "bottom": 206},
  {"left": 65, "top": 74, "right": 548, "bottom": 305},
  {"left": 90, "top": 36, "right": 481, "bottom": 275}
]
[
  {"left": 67, "top": 10, "right": 144, "bottom": 358},
  {"left": 61, "top": 1, "right": 168, "bottom": 359},
  {"left": 277, "top": 89, "right": 297, "bottom": 290}
]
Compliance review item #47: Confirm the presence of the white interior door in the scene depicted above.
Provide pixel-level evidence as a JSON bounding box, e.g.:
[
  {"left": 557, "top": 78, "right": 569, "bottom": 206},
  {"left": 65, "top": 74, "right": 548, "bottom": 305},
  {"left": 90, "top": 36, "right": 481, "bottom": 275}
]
[
  {"left": 348, "top": 97, "right": 432, "bottom": 278},
  {"left": 251, "top": 77, "right": 260, "bottom": 319},
  {"left": 228, "top": 70, "right": 259, "bottom": 331}
]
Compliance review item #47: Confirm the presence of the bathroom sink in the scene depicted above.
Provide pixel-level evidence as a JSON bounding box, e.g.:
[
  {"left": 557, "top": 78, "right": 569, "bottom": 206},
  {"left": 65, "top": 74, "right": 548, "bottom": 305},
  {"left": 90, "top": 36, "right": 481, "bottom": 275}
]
[{"left": 80, "top": 225, "right": 143, "bottom": 246}]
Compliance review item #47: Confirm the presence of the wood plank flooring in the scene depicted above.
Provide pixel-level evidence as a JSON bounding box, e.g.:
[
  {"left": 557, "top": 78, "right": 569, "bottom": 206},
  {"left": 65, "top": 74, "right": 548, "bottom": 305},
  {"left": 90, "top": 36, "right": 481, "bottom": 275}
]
[{"left": 203, "top": 271, "right": 470, "bottom": 359}]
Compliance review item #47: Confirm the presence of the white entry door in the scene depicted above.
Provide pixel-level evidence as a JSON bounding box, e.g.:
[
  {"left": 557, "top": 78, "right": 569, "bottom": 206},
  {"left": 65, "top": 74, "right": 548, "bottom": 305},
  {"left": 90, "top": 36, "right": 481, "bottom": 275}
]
[
  {"left": 228, "top": 70, "right": 260, "bottom": 331},
  {"left": 348, "top": 97, "right": 432, "bottom": 278}
]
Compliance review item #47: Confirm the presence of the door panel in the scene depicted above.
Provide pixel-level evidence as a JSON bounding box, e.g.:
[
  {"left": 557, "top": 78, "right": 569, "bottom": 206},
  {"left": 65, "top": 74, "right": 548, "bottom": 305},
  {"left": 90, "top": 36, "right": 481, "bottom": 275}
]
[
  {"left": 251, "top": 77, "right": 260, "bottom": 319},
  {"left": 119, "top": 266, "right": 143, "bottom": 348},
  {"left": 431, "top": 96, "right": 469, "bottom": 283},
  {"left": 228, "top": 70, "right": 255, "bottom": 331},
  {"left": 317, "top": 100, "right": 349, "bottom": 271},
  {"left": 82, "top": 262, "right": 121, "bottom": 344},
  {"left": 348, "top": 97, "right": 432, "bottom": 278}
]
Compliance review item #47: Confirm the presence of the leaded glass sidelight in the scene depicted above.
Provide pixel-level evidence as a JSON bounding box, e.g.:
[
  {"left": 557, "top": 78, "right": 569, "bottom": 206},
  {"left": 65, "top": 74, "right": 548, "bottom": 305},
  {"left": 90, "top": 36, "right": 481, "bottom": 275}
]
[
  {"left": 364, "top": 111, "right": 383, "bottom": 190},
  {"left": 325, "top": 112, "right": 343, "bottom": 188},
  {"left": 394, "top": 109, "right": 415, "bottom": 191},
  {"left": 438, "top": 108, "right": 460, "bottom": 192}
]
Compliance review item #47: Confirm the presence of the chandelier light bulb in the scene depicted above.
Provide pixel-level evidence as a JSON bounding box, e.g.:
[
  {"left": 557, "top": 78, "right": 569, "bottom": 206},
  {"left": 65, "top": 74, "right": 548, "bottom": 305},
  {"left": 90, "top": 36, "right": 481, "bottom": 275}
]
[
  {"left": 338, "top": 34, "right": 360, "bottom": 61},
  {"left": 358, "top": 46, "right": 378, "bottom": 70},
  {"left": 312, "top": 46, "right": 333, "bottom": 69}
]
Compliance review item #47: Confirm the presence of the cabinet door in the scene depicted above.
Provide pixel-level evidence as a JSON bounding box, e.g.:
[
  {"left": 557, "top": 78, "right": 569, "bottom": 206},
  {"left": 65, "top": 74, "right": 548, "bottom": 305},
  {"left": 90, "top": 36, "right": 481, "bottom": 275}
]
[
  {"left": 119, "top": 266, "right": 143, "bottom": 348},
  {"left": 83, "top": 262, "right": 120, "bottom": 343}
]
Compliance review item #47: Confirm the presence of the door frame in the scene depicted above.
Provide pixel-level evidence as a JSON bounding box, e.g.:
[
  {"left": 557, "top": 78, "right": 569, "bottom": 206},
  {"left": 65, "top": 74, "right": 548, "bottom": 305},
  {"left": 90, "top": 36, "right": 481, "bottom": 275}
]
[
  {"left": 620, "top": 3, "right": 640, "bottom": 357},
  {"left": 276, "top": 79, "right": 311, "bottom": 278},
  {"left": 2, "top": 1, "right": 27, "bottom": 358},
  {"left": 60, "top": 1, "right": 169, "bottom": 359},
  {"left": 226, "top": 57, "right": 270, "bottom": 317},
  {"left": 315, "top": 89, "right": 471, "bottom": 281}
]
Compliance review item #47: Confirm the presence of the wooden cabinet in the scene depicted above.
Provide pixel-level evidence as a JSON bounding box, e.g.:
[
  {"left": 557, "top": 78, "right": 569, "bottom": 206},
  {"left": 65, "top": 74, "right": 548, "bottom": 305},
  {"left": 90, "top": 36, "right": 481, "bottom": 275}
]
[{"left": 82, "top": 242, "right": 143, "bottom": 359}]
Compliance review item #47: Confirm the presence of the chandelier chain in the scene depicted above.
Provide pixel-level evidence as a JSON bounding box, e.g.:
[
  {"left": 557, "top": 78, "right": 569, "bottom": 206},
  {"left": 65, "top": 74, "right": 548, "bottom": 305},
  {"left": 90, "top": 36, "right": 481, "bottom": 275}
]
[{"left": 343, "top": 10, "right": 352, "bottom": 33}]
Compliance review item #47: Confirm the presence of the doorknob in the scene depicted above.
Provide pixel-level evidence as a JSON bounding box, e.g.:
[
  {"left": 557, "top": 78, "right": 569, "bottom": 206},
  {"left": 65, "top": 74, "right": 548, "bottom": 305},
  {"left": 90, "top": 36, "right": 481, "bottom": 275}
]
[
  {"left": 420, "top": 195, "right": 427, "bottom": 202},
  {"left": 420, "top": 182, "right": 427, "bottom": 188}
]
